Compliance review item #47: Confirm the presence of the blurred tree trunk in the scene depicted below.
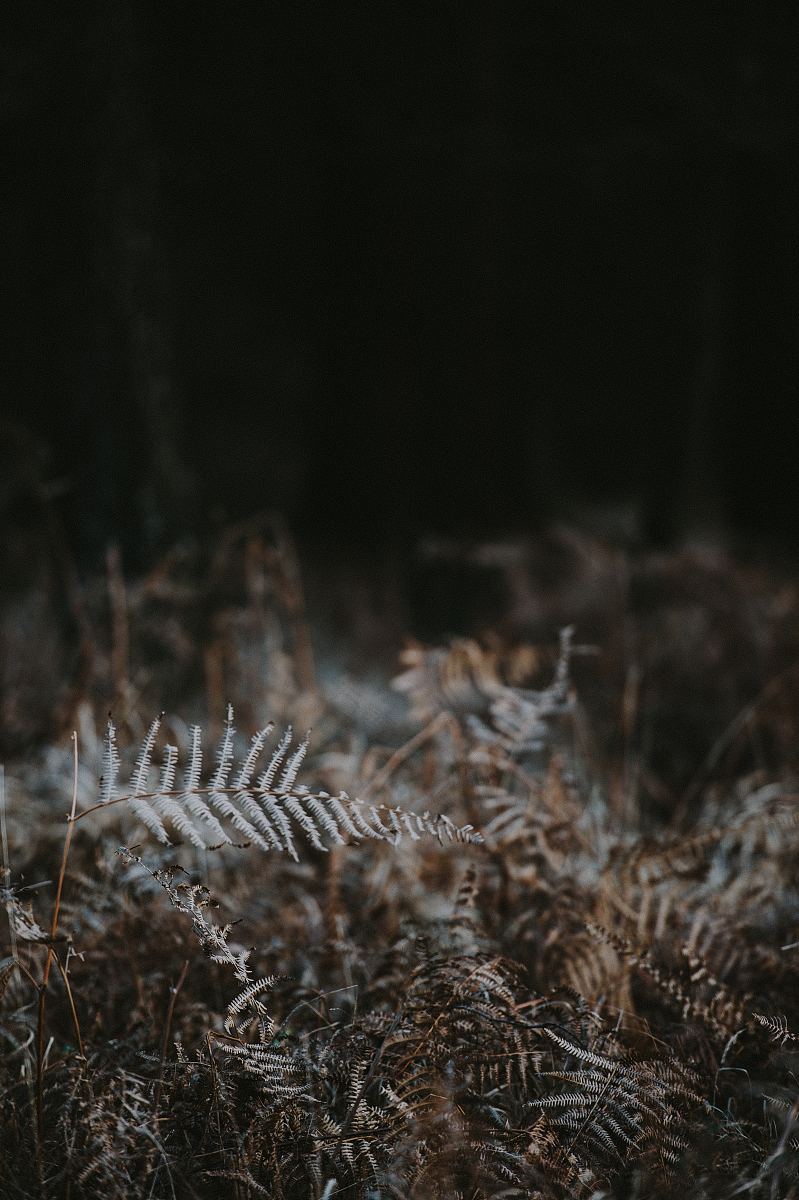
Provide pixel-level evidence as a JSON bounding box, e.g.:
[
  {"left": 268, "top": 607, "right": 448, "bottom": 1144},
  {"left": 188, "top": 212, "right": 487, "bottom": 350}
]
[
  {"left": 76, "top": 0, "right": 190, "bottom": 562},
  {"left": 675, "top": 161, "right": 730, "bottom": 538}
]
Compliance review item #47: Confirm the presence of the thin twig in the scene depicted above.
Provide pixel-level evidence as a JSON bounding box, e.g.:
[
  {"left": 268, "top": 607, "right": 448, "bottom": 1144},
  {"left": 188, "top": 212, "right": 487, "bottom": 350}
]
[
  {"left": 154, "top": 959, "right": 190, "bottom": 1114},
  {"left": 51, "top": 950, "right": 85, "bottom": 1058},
  {"left": 36, "top": 731, "right": 79, "bottom": 1155},
  {"left": 360, "top": 712, "right": 458, "bottom": 799}
]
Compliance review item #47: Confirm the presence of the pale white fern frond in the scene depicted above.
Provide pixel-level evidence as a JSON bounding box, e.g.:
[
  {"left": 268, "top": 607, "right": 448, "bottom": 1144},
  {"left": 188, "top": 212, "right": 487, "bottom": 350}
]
[
  {"left": 257, "top": 726, "right": 293, "bottom": 791},
  {"left": 225, "top": 975, "right": 280, "bottom": 1036},
  {"left": 211, "top": 704, "right": 236, "bottom": 791},
  {"left": 278, "top": 734, "right": 309, "bottom": 791},
  {"left": 85, "top": 710, "right": 483, "bottom": 859},
  {"left": 235, "top": 724, "right": 275, "bottom": 790},
  {"left": 99, "top": 719, "right": 121, "bottom": 806},
  {"left": 183, "top": 725, "right": 203, "bottom": 792},
  {"left": 158, "top": 743, "right": 178, "bottom": 793},
  {"left": 132, "top": 715, "right": 163, "bottom": 795}
]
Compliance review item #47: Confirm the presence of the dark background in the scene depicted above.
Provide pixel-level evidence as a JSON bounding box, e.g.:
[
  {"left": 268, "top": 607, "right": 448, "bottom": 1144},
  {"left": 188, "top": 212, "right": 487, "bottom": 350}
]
[{"left": 3, "top": 2, "right": 798, "bottom": 568}]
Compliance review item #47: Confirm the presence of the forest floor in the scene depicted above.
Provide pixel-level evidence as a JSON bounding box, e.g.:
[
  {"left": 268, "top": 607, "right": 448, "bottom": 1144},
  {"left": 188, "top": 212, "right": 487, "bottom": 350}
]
[{"left": 2, "top": 522, "right": 799, "bottom": 1198}]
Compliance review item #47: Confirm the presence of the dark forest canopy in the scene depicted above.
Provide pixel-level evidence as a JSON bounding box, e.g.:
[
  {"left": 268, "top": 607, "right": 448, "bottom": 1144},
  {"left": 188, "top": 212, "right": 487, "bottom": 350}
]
[{"left": 3, "top": 2, "right": 799, "bottom": 564}]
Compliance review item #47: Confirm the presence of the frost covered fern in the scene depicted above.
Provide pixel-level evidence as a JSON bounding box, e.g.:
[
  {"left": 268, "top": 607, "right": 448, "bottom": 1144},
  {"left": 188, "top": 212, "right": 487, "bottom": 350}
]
[{"left": 76, "top": 705, "right": 481, "bottom": 858}]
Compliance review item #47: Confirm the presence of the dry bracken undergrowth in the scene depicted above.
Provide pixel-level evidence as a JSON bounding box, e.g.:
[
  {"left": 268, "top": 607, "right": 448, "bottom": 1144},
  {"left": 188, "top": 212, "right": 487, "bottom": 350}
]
[{"left": 2, "top": 528, "right": 799, "bottom": 1198}]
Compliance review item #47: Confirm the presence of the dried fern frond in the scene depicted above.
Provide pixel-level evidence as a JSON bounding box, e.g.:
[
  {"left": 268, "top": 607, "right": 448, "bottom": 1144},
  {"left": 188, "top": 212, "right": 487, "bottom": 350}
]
[
  {"left": 0, "top": 956, "right": 17, "bottom": 1001},
  {"left": 1, "top": 871, "right": 49, "bottom": 943},
  {"left": 221, "top": 1038, "right": 308, "bottom": 1098},
  {"left": 394, "top": 629, "right": 575, "bottom": 747},
  {"left": 754, "top": 1012, "right": 799, "bottom": 1047},
  {"left": 117, "top": 849, "right": 254, "bottom": 981},
  {"left": 532, "top": 1026, "right": 702, "bottom": 1180},
  {"left": 225, "top": 975, "right": 282, "bottom": 1036},
  {"left": 79, "top": 707, "right": 482, "bottom": 859}
]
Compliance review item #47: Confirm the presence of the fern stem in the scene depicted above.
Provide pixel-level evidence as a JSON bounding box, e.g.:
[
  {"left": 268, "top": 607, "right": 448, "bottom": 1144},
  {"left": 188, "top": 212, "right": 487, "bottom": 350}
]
[
  {"left": 69, "top": 784, "right": 285, "bottom": 824},
  {"left": 51, "top": 949, "right": 85, "bottom": 1058},
  {"left": 154, "top": 958, "right": 190, "bottom": 1115},
  {"left": 37, "top": 731, "right": 80, "bottom": 1173}
]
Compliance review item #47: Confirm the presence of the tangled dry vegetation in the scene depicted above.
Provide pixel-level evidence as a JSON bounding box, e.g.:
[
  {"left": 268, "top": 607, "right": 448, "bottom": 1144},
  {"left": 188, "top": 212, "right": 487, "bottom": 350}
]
[{"left": 2, "top": 525, "right": 799, "bottom": 1198}]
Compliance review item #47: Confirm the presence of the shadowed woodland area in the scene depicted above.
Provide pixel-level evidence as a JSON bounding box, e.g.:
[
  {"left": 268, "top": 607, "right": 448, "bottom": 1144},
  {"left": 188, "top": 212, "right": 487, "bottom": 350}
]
[
  {"left": 3, "top": 2, "right": 799, "bottom": 558},
  {"left": 3, "top": 4, "right": 799, "bottom": 1198}
]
